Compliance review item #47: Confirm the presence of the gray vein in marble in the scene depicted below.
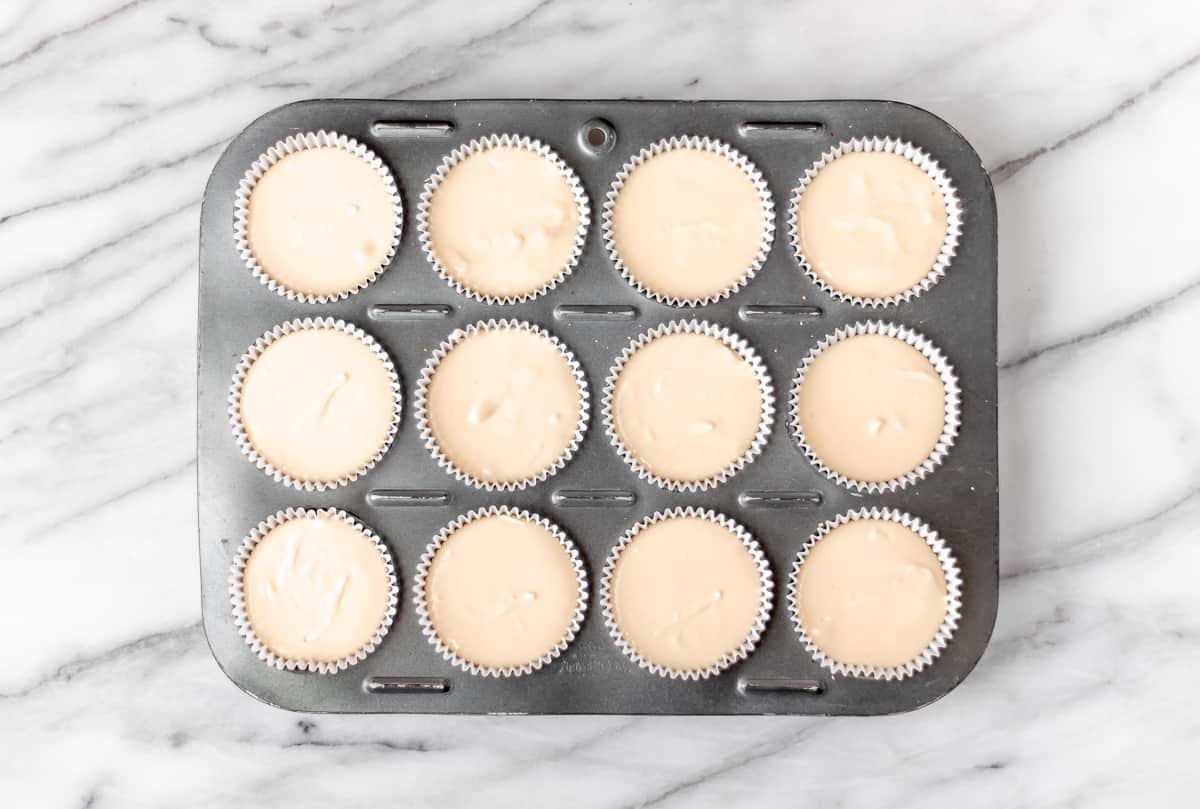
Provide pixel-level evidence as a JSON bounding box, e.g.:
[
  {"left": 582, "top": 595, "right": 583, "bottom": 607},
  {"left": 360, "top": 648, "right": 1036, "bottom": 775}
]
[
  {"left": 621, "top": 724, "right": 822, "bottom": 809},
  {"left": 0, "top": 622, "right": 200, "bottom": 700},
  {"left": 0, "top": 142, "right": 217, "bottom": 225},
  {"left": 0, "top": 246, "right": 192, "bottom": 340},
  {"left": 193, "top": 21, "right": 269, "bottom": 55},
  {"left": 1000, "top": 273, "right": 1200, "bottom": 371},
  {"left": 1001, "top": 484, "right": 1200, "bottom": 583},
  {"left": 282, "top": 736, "right": 442, "bottom": 753},
  {"left": 990, "top": 44, "right": 1200, "bottom": 184},
  {"left": 462, "top": 0, "right": 558, "bottom": 50},
  {"left": 22, "top": 458, "right": 196, "bottom": 545},
  {"left": 0, "top": 0, "right": 149, "bottom": 71},
  {"left": 420, "top": 717, "right": 645, "bottom": 805},
  {"left": 0, "top": 200, "right": 196, "bottom": 296}
]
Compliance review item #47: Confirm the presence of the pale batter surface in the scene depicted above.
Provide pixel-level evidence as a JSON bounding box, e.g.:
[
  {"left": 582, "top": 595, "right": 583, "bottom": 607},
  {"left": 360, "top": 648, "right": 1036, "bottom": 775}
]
[
  {"left": 239, "top": 328, "right": 396, "bottom": 483},
  {"left": 612, "top": 332, "right": 762, "bottom": 483},
  {"left": 612, "top": 147, "right": 766, "bottom": 301},
  {"left": 610, "top": 516, "right": 763, "bottom": 672},
  {"left": 795, "top": 151, "right": 948, "bottom": 299},
  {"left": 793, "top": 518, "right": 947, "bottom": 669},
  {"left": 424, "top": 514, "right": 581, "bottom": 669},
  {"left": 243, "top": 514, "right": 392, "bottom": 663},
  {"left": 247, "top": 146, "right": 396, "bottom": 297},
  {"left": 426, "top": 327, "right": 581, "bottom": 484},
  {"left": 426, "top": 145, "right": 580, "bottom": 298},
  {"left": 795, "top": 333, "right": 945, "bottom": 483}
]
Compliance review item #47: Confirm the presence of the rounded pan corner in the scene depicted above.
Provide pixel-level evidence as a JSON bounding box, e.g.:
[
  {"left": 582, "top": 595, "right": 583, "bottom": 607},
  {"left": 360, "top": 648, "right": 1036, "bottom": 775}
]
[
  {"left": 886, "top": 603, "right": 999, "bottom": 717},
  {"left": 202, "top": 98, "right": 334, "bottom": 202},
  {"left": 849, "top": 99, "right": 998, "bottom": 205},
  {"left": 231, "top": 97, "right": 386, "bottom": 145},
  {"left": 885, "top": 100, "right": 996, "bottom": 202},
  {"left": 200, "top": 612, "right": 307, "bottom": 714}
]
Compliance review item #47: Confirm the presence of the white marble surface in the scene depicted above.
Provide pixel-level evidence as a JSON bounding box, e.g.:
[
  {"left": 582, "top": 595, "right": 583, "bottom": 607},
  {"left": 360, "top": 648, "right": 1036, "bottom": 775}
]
[{"left": 2, "top": 0, "right": 1199, "bottom": 805}]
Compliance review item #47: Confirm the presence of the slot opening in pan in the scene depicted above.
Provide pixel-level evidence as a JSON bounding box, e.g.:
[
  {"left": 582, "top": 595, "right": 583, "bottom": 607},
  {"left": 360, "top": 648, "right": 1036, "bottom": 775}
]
[
  {"left": 738, "top": 677, "right": 824, "bottom": 695},
  {"left": 553, "top": 304, "right": 639, "bottom": 322},
  {"left": 552, "top": 489, "right": 637, "bottom": 508},
  {"left": 739, "top": 121, "right": 825, "bottom": 137},
  {"left": 738, "top": 304, "right": 823, "bottom": 323},
  {"left": 363, "top": 676, "right": 451, "bottom": 694},
  {"left": 371, "top": 120, "right": 455, "bottom": 137},
  {"left": 738, "top": 490, "right": 824, "bottom": 509},
  {"left": 366, "top": 489, "right": 452, "bottom": 507},
  {"left": 368, "top": 304, "right": 454, "bottom": 321}
]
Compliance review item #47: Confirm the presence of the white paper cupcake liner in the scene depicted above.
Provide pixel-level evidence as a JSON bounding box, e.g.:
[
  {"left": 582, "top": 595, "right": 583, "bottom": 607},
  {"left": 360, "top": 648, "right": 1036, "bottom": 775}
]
[
  {"left": 787, "top": 507, "right": 962, "bottom": 680},
  {"left": 602, "top": 320, "right": 775, "bottom": 492},
  {"left": 233, "top": 130, "right": 403, "bottom": 303},
  {"left": 413, "top": 319, "right": 589, "bottom": 491},
  {"left": 415, "top": 133, "right": 590, "bottom": 304},
  {"left": 602, "top": 135, "right": 776, "bottom": 307},
  {"left": 228, "top": 317, "right": 402, "bottom": 492},
  {"left": 600, "top": 507, "right": 774, "bottom": 680},
  {"left": 413, "top": 506, "right": 588, "bottom": 678},
  {"left": 787, "top": 136, "right": 962, "bottom": 307},
  {"left": 229, "top": 507, "right": 400, "bottom": 674},
  {"left": 789, "top": 320, "right": 960, "bottom": 493}
]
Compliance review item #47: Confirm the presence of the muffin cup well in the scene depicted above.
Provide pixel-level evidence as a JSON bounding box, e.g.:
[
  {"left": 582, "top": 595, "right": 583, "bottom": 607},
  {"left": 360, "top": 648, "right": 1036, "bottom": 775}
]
[
  {"left": 416, "top": 133, "right": 590, "bottom": 304},
  {"left": 413, "top": 506, "right": 588, "bottom": 678},
  {"left": 233, "top": 130, "right": 403, "bottom": 303},
  {"left": 787, "top": 507, "right": 962, "bottom": 680},
  {"left": 602, "top": 135, "right": 776, "bottom": 307},
  {"left": 600, "top": 507, "right": 774, "bottom": 680},
  {"left": 228, "top": 317, "right": 402, "bottom": 492},
  {"left": 787, "top": 136, "right": 962, "bottom": 307},
  {"left": 229, "top": 507, "right": 399, "bottom": 674},
  {"left": 602, "top": 320, "right": 774, "bottom": 492},
  {"left": 789, "top": 320, "right": 960, "bottom": 493},
  {"left": 413, "top": 319, "right": 589, "bottom": 491}
]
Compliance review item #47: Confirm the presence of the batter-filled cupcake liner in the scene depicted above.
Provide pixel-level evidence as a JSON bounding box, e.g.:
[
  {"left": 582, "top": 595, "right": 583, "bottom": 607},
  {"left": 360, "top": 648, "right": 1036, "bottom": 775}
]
[
  {"left": 787, "top": 136, "right": 962, "bottom": 307},
  {"left": 228, "top": 317, "right": 402, "bottom": 492},
  {"left": 602, "top": 320, "right": 775, "bottom": 492},
  {"left": 600, "top": 507, "right": 774, "bottom": 681},
  {"left": 229, "top": 507, "right": 400, "bottom": 674},
  {"left": 413, "top": 505, "right": 588, "bottom": 678},
  {"left": 233, "top": 130, "right": 403, "bottom": 303},
  {"left": 787, "top": 507, "right": 962, "bottom": 680},
  {"left": 789, "top": 320, "right": 959, "bottom": 493},
  {"left": 602, "top": 135, "right": 776, "bottom": 307},
  {"left": 415, "top": 133, "right": 591, "bottom": 305},
  {"left": 413, "top": 318, "right": 590, "bottom": 491}
]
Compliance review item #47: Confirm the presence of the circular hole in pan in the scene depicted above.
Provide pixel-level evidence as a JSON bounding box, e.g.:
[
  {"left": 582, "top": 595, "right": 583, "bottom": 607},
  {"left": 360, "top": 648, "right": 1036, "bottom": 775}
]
[{"left": 579, "top": 118, "right": 616, "bottom": 155}]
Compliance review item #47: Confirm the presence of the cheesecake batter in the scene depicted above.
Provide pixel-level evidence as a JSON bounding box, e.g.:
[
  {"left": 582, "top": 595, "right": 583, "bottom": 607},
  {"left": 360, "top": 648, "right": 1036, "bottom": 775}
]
[
  {"left": 243, "top": 513, "right": 392, "bottom": 663},
  {"left": 424, "top": 513, "right": 582, "bottom": 669},
  {"left": 239, "top": 327, "right": 396, "bottom": 484},
  {"left": 793, "top": 517, "right": 948, "bottom": 669},
  {"left": 795, "top": 333, "right": 945, "bottom": 483},
  {"left": 794, "top": 151, "right": 947, "bottom": 299},
  {"left": 425, "top": 326, "right": 581, "bottom": 484},
  {"left": 610, "top": 515, "right": 764, "bottom": 672},
  {"left": 612, "top": 332, "right": 762, "bottom": 483},
  {"left": 426, "top": 145, "right": 580, "bottom": 298},
  {"left": 246, "top": 146, "right": 396, "bottom": 297},
  {"left": 611, "top": 146, "right": 767, "bottom": 301}
]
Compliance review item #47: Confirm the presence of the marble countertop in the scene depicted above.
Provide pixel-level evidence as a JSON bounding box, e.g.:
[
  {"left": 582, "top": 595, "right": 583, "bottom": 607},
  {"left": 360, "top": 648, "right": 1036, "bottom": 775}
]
[{"left": 2, "top": 0, "right": 1198, "bottom": 805}]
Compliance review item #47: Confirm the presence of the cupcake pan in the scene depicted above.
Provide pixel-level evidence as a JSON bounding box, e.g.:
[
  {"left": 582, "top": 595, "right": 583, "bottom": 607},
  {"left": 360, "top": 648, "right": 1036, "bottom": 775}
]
[{"left": 198, "top": 99, "right": 997, "bottom": 715}]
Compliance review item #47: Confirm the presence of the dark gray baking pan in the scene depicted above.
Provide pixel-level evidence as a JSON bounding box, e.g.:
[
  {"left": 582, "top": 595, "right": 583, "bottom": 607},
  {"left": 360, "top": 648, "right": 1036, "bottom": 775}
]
[{"left": 197, "top": 99, "right": 998, "bottom": 715}]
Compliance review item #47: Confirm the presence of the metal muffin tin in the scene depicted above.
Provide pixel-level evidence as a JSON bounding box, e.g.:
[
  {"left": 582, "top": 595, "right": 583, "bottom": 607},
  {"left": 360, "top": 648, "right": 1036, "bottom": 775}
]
[{"left": 198, "top": 99, "right": 998, "bottom": 715}]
